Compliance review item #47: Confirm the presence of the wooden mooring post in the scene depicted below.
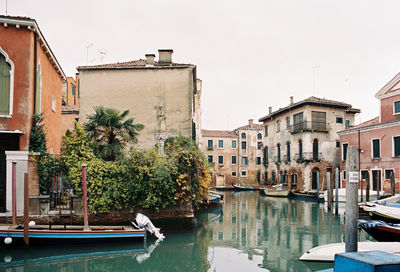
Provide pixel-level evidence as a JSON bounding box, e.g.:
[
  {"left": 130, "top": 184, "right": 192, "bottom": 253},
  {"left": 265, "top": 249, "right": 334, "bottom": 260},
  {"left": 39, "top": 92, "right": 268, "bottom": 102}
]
[
  {"left": 335, "top": 167, "right": 339, "bottom": 215},
  {"left": 327, "top": 171, "right": 332, "bottom": 211},
  {"left": 345, "top": 146, "right": 359, "bottom": 253},
  {"left": 24, "top": 173, "right": 29, "bottom": 248}
]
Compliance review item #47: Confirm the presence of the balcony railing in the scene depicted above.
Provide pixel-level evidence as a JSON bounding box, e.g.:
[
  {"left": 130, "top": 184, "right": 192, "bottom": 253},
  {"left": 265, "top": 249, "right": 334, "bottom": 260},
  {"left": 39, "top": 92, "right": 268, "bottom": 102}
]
[
  {"left": 294, "top": 152, "right": 323, "bottom": 162},
  {"left": 290, "top": 121, "right": 330, "bottom": 134}
]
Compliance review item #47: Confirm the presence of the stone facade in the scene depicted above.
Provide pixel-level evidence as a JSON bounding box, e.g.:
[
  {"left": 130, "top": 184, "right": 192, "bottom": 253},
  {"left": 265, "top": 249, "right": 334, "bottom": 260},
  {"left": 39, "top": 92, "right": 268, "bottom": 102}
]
[
  {"left": 201, "top": 120, "right": 264, "bottom": 188},
  {"left": 77, "top": 50, "right": 201, "bottom": 150},
  {"left": 338, "top": 72, "right": 400, "bottom": 194},
  {"left": 259, "top": 96, "right": 360, "bottom": 192}
]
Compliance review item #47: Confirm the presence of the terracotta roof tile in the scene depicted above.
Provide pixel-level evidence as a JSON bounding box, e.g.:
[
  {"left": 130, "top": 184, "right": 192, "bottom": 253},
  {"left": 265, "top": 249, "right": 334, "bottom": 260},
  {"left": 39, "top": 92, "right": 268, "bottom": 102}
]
[
  {"left": 201, "top": 129, "right": 238, "bottom": 137},
  {"left": 77, "top": 59, "right": 193, "bottom": 70},
  {"left": 349, "top": 117, "right": 379, "bottom": 129},
  {"left": 235, "top": 123, "right": 264, "bottom": 130}
]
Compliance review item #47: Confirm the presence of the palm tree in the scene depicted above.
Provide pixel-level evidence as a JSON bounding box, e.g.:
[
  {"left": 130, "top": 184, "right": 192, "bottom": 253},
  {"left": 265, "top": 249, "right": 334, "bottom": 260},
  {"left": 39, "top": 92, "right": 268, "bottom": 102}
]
[{"left": 84, "top": 106, "right": 144, "bottom": 161}]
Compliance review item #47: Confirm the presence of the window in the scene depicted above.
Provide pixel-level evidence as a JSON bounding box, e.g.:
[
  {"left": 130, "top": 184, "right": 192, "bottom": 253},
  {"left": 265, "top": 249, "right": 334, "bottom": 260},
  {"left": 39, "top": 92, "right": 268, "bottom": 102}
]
[
  {"left": 257, "top": 142, "right": 262, "bottom": 150},
  {"left": 257, "top": 133, "right": 262, "bottom": 140},
  {"left": 241, "top": 156, "right": 248, "bottom": 165},
  {"left": 264, "top": 172, "right": 268, "bottom": 184},
  {"left": 298, "top": 140, "right": 303, "bottom": 160},
  {"left": 385, "top": 169, "right": 394, "bottom": 180},
  {"left": 312, "top": 111, "right": 326, "bottom": 130},
  {"left": 264, "top": 125, "right": 268, "bottom": 136},
  {"left": 71, "top": 84, "right": 75, "bottom": 95},
  {"left": 336, "top": 117, "right": 343, "bottom": 124},
  {"left": 232, "top": 156, "right": 237, "bottom": 165},
  {"left": 218, "top": 139, "right": 223, "bottom": 148},
  {"left": 207, "top": 140, "right": 213, "bottom": 149},
  {"left": 52, "top": 96, "right": 56, "bottom": 112},
  {"left": 343, "top": 171, "right": 346, "bottom": 180},
  {"left": 287, "top": 142, "right": 291, "bottom": 161},
  {"left": 241, "top": 171, "right": 247, "bottom": 177},
  {"left": 241, "top": 133, "right": 246, "bottom": 139},
  {"left": 345, "top": 120, "right": 350, "bottom": 128},
  {"left": 232, "top": 171, "right": 237, "bottom": 177},
  {"left": 286, "top": 117, "right": 290, "bottom": 129},
  {"left": 342, "top": 143, "right": 348, "bottom": 161},
  {"left": 372, "top": 139, "right": 380, "bottom": 158},
  {"left": 207, "top": 155, "right": 213, "bottom": 163},
  {"left": 276, "top": 120, "right": 281, "bottom": 132},
  {"left": 277, "top": 144, "right": 281, "bottom": 162},
  {"left": 271, "top": 171, "right": 275, "bottom": 184},
  {"left": 291, "top": 173, "right": 297, "bottom": 185},
  {"left": 394, "top": 101, "right": 400, "bottom": 114},
  {"left": 263, "top": 146, "right": 268, "bottom": 164},
  {"left": 232, "top": 140, "right": 237, "bottom": 149},
  {"left": 313, "top": 139, "right": 319, "bottom": 160},
  {"left": 394, "top": 136, "right": 400, "bottom": 157},
  {"left": 218, "top": 156, "right": 224, "bottom": 164},
  {"left": 0, "top": 49, "right": 14, "bottom": 116},
  {"left": 256, "top": 157, "right": 261, "bottom": 165},
  {"left": 336, "top": 141, "right": 340, "bottom": 148},
  {"left": 241, "top": 141, "right": 247, "bottom": 150}
]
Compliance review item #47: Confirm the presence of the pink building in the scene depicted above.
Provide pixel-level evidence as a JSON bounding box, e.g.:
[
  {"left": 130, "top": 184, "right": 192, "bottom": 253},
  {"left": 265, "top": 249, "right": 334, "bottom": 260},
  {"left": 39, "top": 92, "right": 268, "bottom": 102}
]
[{"left": 338, "top": 73, "right": 400, "bottom": 194}]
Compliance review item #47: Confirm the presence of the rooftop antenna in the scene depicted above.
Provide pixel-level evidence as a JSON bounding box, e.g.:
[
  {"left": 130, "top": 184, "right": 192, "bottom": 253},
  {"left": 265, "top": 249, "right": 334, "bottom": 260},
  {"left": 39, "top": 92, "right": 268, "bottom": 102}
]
[
  {"left": 313, "top": 65, "right": 320, "bottom": 96},
  {"left": 86, "top": 43, "right": 93, "bottom": 65},
  {"left": 99, "top": 49, "right": 107, "bottom": 64}
]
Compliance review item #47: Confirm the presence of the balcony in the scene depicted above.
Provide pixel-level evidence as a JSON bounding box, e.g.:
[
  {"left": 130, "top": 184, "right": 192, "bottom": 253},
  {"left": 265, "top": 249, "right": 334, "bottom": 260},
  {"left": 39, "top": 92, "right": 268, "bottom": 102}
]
[
  {"left": 294, "top": 152, "right": 323, "bottom": 162},
  {"left": 207, "top": 146, "right": 214, "bottom": 151},
  {"left": 290, "top": 121, "right": 330, "bottom": 134}
]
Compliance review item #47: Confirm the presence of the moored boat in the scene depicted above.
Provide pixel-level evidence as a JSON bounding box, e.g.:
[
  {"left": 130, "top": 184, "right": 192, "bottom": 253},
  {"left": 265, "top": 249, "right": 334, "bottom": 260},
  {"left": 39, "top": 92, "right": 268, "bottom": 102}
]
[
  {"left": 292, "top": 190, "right": 324, "bottom": 202},
  {"left": 208, "top": 191, "right": 224, "bottom": 204},
  {"left": 262, "top": 184, "right": 291, "bottom": 197},
  {"left": 360, "top": 202, "right": 400, "bottom": 223},
  {"left": 232, "top": 184, "right": 260, "bottom": 191},
  {"left": 299, "top": 241, "right": 400, "bottom": 262},
  {"left": 359, "top": 220, "right": 400, "bottom": 242}
]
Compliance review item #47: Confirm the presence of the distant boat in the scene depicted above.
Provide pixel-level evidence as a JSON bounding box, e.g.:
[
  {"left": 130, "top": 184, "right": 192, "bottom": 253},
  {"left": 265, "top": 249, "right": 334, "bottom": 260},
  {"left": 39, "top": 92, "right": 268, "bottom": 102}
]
[
  {"left": 292, "top": 190, "right": 324, "bottom": 202},
  {"left": 262, "top": 184, "right": 291, "bottom": 197},
  {"left": 360, "top": 202, "right": 400, "bottom": 223},
  {"left": 232, "top": 184, "right": 260, "bottom": 191},
  {"left": 359, "top": 220, "right": 400, "bottom": 242},
  {"left": 299, "top": 241, "right": 400, "bottom": 262},
  {"left": 323, "top": 189, "right": 384, "bottom": 203},
  {"left": 0, "top": 224, "right": 146, "bottom": 245}
]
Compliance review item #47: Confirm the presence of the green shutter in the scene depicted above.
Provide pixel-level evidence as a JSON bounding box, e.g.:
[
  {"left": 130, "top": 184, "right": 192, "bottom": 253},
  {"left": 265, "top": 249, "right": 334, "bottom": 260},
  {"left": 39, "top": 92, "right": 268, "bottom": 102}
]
[
  {"left": 0, "top": 54, "right": 11, "bottom": 115},
  {"left": 373, "top": 139, "right": 380, "bottom": 158}
]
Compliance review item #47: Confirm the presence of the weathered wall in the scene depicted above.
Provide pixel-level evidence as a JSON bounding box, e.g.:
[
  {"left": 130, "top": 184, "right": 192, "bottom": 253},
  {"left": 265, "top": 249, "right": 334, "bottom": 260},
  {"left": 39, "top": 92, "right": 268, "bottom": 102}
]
[
  {"left": 79, "top": 67, "right": 195, "bottom": 149},
  {"left": 0, "top": 26, "right": 34, "bottom": 150},
  {"left": 380, "top": 94, "right": 400, "bottom": 122}
]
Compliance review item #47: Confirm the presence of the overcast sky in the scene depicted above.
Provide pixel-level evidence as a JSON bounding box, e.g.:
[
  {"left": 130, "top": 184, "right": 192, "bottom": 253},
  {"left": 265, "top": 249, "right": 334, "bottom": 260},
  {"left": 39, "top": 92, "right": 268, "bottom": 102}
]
[{"left": 4, "top": 0, "right": 400, "bottom": 130}]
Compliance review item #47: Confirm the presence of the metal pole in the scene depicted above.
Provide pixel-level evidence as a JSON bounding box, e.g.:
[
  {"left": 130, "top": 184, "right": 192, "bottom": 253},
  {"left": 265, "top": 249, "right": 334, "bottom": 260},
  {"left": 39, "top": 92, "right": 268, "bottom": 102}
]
[
  {"left": 335, "top": 168, "right": 339, "bottom": 215},
  {"left": 345, "top": 146, "right": 359, "bottom": 253},
  {"left": 12, "top": 161, "right": 17, "bottom": 225},
  {"left": 82, "top": 164, "right": 89, "bottom": 230},
  {"left": 24, "top": 173, "right": 29, "bottom": 247}
]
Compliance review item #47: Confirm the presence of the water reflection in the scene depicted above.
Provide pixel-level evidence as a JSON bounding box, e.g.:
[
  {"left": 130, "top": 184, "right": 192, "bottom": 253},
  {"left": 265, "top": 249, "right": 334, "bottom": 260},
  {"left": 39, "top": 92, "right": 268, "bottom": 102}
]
[{"left": 0, "top": 192, "right": 369, "bottom": 272}]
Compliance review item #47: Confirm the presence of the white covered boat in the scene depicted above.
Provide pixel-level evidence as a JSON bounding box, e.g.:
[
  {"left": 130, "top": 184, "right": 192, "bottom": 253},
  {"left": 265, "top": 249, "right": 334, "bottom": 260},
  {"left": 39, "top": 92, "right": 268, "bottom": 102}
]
[
  {"left": 323, "top": 189, "right": 384, "bottom": 203},
  {"left": 262, "top": 184, "right": 291, "bottom": 197},
  {"left": 299, "top": 242, "right": 400, "bottom": 262}
]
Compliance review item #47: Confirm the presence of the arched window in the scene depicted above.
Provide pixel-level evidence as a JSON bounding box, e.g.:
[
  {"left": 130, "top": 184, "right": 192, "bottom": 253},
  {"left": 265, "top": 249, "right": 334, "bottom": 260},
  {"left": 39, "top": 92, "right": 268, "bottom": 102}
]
[
  {"left": 0, "top": 48, "right": 14, "bottom": 117},
  {"left": 298, "top": 140, "right": 303, "bottom": 160},
  {"left": 241, "top": 132, "right": 246, "bottom": 139},
  {"left": 257, "top": 133, "right": 262, "bottom": 140},
  {"left": 313, "top": 139, "right": 319, "bottom": 160},
  {"left": 286, "top": 142, "right": 291, "bottom": 161},
  {"left": 277, "top": 143, "right": 281, "bottom": 162}
]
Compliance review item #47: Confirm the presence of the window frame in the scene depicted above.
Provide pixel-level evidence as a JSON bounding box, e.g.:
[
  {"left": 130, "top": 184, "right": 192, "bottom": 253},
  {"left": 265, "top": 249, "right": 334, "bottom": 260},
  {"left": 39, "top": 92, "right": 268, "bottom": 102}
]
[
  {"left": 0, "top": 47, "right": 15, "bottom": 118},
  {"left": 394, "top": 101, "right": 400, "bottom": 115},
  {"left": 207, "top": 155, "right": 213, "bottom": 163},
  {"left": 342, "top": 142, "right": 349, "bottom": 161},
  {"left": 241, "top": 141, "right": 247, "bottom": 150},
  {"left": 336, "top": 117, "right": 343, "bottom": 124},
  {"left": 218, "top": 155, "right": 224, "bottom": 165},
  {"left": 241, "top": 156, "right": 248, "bottom": 166},
  {"left": 276, "top": 120, "right": 281, "bottom": 132},
  {"left": 257, "top": 133, "right": 262, "bottom": 140},
  {"left": 256, "top": 157, "right": 261, "bottom": 165},
  {"left": 218, "top": 139, "right": 224, "bottom": 149},
  {"left": 240, "top": 170, "right": 247, "bottom": 177},
  {"left": 385, "top": 169, "right": 395, "bottom": 180},
  {"left": 207, "top": 139, "right": 213, "bottom": 148},
  {"left": 241, "top": 132, "right": 246, "bottom": 139},
  {"left": 232, "top": 171, "right": 237, "bottom": 177},
  {"left": 257, "top": 142, "right": 263, "bottom": 150},
  {"left": 264, "top": 125, "right": 268, "bottom": 136},
  {"left": 286, "top": 117, "right": 290, "bottom": 129},
  {"left": 232, "top": 140, "right": 237, "bottom": 149},
  {"left": 393, "top": 135, "right": 400, "bottom": 157},
  {"left": 232, "top": 155, "right": 237, "bottom": 165},
  {"left": 371, "top": 138, "right": 381, "bottom": 159}
]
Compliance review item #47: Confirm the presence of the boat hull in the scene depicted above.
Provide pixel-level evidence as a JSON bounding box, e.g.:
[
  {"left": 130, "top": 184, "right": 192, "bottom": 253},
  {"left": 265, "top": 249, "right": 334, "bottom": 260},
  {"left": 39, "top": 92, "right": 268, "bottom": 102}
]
[
  {"left": 361, "top": 204, "right": 400, "bottom": 223},
  {"left": 292, "top": 191, "right": 324, "bottom": 202},
  {"left": 232, "top": 185, "right": 259, "bottom": 191},
  {"left": 359, "top": 220, "right": 400, "bottom": 242}
]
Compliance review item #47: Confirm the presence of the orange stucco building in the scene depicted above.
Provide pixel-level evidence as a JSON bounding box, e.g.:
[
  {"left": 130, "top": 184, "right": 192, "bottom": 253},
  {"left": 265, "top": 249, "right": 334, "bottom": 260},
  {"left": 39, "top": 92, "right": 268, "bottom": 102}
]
[{"left": 0, "top": 15, "right": 66, "bottom": 213}]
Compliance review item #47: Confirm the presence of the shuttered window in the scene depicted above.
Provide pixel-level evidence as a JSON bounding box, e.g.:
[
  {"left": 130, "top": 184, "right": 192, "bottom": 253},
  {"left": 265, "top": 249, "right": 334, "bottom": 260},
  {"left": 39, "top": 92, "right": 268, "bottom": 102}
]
[
  {"left": 0, "top": 53, "right": 11, "bottom": 116},
  {"left": 394, "top": 136, "right": 400, "bottom": 157},
  {"left": 372, "top": 139, "right": 380, "bottom": 158},
  {"left": 312, "top": 111, "right": 326, "bottom": 130},
  {"left": 394, "top": 101, "right": 400, "bottom": 114}
]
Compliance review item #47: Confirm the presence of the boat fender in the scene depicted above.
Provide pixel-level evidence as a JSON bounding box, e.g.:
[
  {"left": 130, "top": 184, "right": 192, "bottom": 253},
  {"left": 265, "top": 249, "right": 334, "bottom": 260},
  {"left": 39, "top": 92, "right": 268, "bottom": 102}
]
[
  {"left": 4, "top": 237, "right": 12, "bottom": 245},
  {"left": 4, "top": 255, "right": 12, "bottom": 262},
  {"left": 29, "top": 221, "right": 36, "bottom": 227}
]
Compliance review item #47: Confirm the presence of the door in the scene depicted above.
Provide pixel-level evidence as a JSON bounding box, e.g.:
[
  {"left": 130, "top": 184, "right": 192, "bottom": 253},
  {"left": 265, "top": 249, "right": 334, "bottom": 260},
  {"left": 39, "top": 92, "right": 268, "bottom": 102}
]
[
  {"left": 312, "top": 169, "right": 319, "bottom": 190},
  {"left": 216, "top": 175, "right": 225, "bottom": 187},
  {"left": 0, "top": 133, "right": 20, "bottom": 212}
]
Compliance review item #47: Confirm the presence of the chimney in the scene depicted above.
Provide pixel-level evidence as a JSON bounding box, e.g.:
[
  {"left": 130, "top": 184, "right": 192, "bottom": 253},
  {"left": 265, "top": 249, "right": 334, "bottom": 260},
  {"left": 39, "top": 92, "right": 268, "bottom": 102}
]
[
  {"left": 145, "top": 54, "right": 155, "bottom": 66},
  {"left": 269, "top": 107, "right": 272, "bottom": 114},
  {"left": 158, "top": 49, "right": 173, "bottom": 66},
  {"left": 249, "top": 119, "right": 253, "bottom": 128},
  {"left": 290, "top": 96, "right": 294, "bottom": 104}
]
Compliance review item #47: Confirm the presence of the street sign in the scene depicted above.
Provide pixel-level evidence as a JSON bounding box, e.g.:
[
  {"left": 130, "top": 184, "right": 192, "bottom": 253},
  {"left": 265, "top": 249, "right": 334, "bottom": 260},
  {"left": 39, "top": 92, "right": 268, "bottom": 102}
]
[{"left": 349, "top": 171, "right": 359, "bottom": 183}]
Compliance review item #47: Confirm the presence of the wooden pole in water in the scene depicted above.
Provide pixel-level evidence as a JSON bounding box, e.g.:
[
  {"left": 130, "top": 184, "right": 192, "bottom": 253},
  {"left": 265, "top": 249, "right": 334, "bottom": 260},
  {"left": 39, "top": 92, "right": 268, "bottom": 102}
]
[
  {"left": 390, "top": 171, "right": 395, "bottom": 196},
  {"left": 366, "top": 174, "right": 370, "bottom": 202},
  {"left": 317, "top": 171, "right": 320, "bottom": 203},
  {"left": 345, "top": 146, "right": 359, "bottom": 253},
  {"left": 335, "top": 167, "right": 339, "bottom": 215},
  {"left": 327, "top": 171, "right": 332, "bottom": 211},
  {"left": 82, "top": 164, "right": 89, "bottom": 230},
  {"left": 24, "top": 173, "right": 29, "bottom": 248},
  {"left": 12, "top": 161, "right": 17, "bottom": 225}
]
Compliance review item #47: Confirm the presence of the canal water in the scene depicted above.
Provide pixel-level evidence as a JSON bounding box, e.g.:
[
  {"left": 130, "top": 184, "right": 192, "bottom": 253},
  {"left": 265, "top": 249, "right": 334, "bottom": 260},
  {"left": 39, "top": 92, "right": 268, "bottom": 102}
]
[{"left": 0, "top": 191, "right": 371, "bottom": 272}]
